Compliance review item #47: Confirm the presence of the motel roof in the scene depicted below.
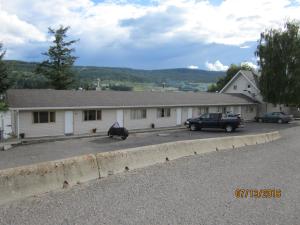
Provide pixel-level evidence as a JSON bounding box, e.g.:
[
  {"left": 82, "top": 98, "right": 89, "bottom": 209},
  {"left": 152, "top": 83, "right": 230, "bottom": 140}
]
[{"left": 6, "top": 89, "right": 257, "bottom": 110}]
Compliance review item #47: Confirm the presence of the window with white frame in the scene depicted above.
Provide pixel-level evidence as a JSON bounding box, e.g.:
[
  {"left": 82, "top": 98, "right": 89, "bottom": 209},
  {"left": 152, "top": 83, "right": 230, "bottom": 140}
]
[
  {"left": 157, "top": 108, "right": 171, "bottom": 118},
  {"left": 130, "top": 109, "right": 147, "bottom": 120},
  {"left": 33, "top": 111, "right": 56, "bottom": 123},
  {"left": 83, "top": 110, "right": 102, "bottom": 121}
]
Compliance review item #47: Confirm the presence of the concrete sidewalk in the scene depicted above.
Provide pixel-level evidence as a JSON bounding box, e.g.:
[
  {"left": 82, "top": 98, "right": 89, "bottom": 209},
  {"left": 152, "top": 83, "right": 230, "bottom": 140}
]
[{"left": 19, "top": 126, "right": 186, "bottom": 146}]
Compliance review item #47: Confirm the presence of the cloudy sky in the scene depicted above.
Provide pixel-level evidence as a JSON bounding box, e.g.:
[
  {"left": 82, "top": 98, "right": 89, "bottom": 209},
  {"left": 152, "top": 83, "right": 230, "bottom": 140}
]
[{"left": 1, "top": 0, "right": 300, "bottom": 70}]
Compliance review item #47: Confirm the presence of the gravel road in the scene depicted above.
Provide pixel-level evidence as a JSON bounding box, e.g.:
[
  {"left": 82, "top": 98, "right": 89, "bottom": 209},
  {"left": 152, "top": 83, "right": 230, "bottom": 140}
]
[{"left": 0, "top": 124, "right": 299, "bottom": 225}]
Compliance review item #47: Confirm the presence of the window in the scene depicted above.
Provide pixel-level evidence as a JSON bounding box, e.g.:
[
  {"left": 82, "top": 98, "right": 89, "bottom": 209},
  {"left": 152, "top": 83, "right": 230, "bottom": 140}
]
[
  {"left": 247, "top": 84, "right": 251, "bottom": 88},
  {"left": 233, "top": 85, "right": 237, "bottom": 90},
  {"left": 83, "top": 110, "right": 102, "bottom": 121},
  {"left": 131, "top": 109, "right": 147, "bottom": 120},
  {"left": 157, "top": 108, "right": 171, "bottom": 118},
  {"left": 33, "top": 111, "right": 55, "bottom": 123},
  {"left": 245, "top": 106, "right": 254, "bottom": 113},
  {"left": 198, "top": 107, "right": 208, "bottom": 115}
]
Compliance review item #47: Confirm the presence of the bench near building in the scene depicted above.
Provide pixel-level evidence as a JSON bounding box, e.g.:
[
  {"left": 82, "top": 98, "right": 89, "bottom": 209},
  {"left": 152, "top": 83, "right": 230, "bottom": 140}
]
[{"left": 5, "top": 89, "right": 257, "bottom": 138}]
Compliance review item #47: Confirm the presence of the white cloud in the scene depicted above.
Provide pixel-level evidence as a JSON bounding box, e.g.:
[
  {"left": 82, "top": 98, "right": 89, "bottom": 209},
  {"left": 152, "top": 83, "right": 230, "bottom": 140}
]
[
  {"left": 187, "top": 65, "right": 199, "bottom": 69},
  {"left": 0, "top": 10, "right": 46, "bottom": 45},
  {"left": 1, "top": 0, "right": 300, "bottom": 66},
  {"left": 205, "top": 60, "right": 229, "bottom": 71},
  {"left": 241, "top": 61, "right": 259, "bottom": 70},
  {"left": 240, "top": 45, "right": 250, "bottom": 49}
]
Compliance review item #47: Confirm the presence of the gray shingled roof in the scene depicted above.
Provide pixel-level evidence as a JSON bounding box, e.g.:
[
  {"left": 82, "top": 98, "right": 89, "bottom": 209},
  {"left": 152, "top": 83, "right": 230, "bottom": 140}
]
[{"left": 7, "top": 89, "right": 257, "bottom": 109}]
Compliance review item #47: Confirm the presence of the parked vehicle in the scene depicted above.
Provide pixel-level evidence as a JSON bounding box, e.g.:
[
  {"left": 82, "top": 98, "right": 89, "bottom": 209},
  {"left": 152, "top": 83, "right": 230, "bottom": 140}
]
[
  {"left": 107, "top": 122, "right": 129, "bottom": 140},
  {"left": 186, "top": 113, "right": 244, "bottom": 132},
  {"left": 255, "top": 112, "right": 293, "bottom": 124}
]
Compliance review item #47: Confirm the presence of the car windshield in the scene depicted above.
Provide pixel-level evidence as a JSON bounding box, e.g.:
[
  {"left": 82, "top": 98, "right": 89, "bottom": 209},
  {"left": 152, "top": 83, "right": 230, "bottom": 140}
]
[{"left": 200, "top": 113, "right": 209, "bottom": 119}]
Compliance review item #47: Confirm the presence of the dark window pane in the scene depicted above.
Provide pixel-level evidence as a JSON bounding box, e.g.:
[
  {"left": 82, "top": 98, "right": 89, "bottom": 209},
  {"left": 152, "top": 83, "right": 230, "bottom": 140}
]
[
  {"left": 33, "top": 112, "right": 39, "bottom": 123},
  {"left": 97, "top": 110, "right": 102, "bottom": 120},
  {"left": 84, "top": 111, "right": 88, "bottom": 121},
  {"left": 166, "top": 108, "right": 170, "bottom": 117},
  {"left": 39, "top": 112, "right": 49, "bottom": 123},
  {"left": 88, "top": 110, "right": 96, "bottom": 120},
  {"left": 50, "top": 112, "right": 55, "bottom": 122}
]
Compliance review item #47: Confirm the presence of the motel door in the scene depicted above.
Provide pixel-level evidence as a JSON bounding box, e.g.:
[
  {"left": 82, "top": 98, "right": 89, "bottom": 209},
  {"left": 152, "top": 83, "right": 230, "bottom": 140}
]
[
  {"left": 116, "top": 110, "right": 124, "bottom": 127},
  {"left": 64, "top": 111, "right": 74, "bottom": 135},
  {"left": 176, "top": 108, "right": 182, "bottom": 125}
]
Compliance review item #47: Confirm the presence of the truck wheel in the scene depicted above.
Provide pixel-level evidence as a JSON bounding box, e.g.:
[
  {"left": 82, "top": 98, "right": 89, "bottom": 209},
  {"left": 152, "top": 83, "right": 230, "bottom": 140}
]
[
  {"left": 258, "top": 118, "right": 263, "bottom": 123},
  {"left": 278, "top": 119, "right": 283, "bottom": 124},
  {"left": 190, "top": 124, "right": 197, "bottom": 131},
  {"left": 225, "top": 125, "right": 233, "bottom": 133}
]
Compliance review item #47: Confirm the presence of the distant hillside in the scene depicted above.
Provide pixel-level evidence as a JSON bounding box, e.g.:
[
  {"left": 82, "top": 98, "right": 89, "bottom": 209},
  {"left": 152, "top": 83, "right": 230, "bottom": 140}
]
[{"left": 5, "top": 60, "right": 225, "bottom": 84}]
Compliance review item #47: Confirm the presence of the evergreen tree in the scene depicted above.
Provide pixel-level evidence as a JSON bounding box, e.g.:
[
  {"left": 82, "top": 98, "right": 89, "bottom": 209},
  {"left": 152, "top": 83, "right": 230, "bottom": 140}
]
[
  {"left": 0, "top": 43, "right": 10, "bottom": 94},
  {"left": 36, "top": 26, "right": 78, "bottom": 89}
]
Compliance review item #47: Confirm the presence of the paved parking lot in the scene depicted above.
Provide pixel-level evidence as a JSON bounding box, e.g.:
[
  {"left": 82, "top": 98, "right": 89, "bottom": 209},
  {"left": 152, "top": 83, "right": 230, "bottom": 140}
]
[{"left": 0, "top": 122, "right": 298, "bottom": 170}]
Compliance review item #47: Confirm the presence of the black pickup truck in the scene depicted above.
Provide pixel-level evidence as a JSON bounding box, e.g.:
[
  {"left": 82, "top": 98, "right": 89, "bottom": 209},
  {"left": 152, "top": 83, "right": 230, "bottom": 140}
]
[{"left": 185, "top": 113, "right": 244, "bottom": 132}]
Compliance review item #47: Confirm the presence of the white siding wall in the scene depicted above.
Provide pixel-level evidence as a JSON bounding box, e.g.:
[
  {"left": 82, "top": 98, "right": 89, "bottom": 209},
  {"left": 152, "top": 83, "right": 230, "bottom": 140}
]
[
  {"left": 17, "top": 105, "right": 257, "bottom": 138},
  {"left": 223, "top": 73, "right": 263, "bottom": 102},
  {"left": 19, "top": 111, "right": 65, "bottom": 138},
  {"left": 124, "top": 108, "right": 177, "bottom": 129},
  {"left": 0, "top": 111, "right": 12, "bottom": 139},
  {"left": 74, "top": 109, "right": 117, "bottom": 134},
  {"left": 241, "top": 105, "right": 257, "bottom": 121}
]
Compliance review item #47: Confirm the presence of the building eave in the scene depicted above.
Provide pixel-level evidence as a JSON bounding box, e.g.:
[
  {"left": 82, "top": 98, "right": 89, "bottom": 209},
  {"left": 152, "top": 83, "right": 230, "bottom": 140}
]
[{"left": 9, "top": 102, "right": 258, "bottom": 111}]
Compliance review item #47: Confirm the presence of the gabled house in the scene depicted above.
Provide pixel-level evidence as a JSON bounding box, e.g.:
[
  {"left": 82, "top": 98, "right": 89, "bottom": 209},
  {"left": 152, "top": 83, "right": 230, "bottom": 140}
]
[{"left": 219, "top": 70, "right": 291, "bottom": 115}]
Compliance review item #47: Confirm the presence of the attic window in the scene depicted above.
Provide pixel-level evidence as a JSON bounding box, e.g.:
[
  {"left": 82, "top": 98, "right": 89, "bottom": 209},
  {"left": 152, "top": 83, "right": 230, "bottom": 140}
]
[
  {"left": 233, "top": 85, "right": 237, "bottom": 90},
  {"left": 247, "top": 84, "right": 251, "bottom": 88}
]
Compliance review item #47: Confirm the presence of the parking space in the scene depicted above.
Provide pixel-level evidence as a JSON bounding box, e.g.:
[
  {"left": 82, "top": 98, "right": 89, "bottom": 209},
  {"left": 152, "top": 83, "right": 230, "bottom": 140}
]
[{"left": 0, "top": 121, "right": 298, "bottom": 170}]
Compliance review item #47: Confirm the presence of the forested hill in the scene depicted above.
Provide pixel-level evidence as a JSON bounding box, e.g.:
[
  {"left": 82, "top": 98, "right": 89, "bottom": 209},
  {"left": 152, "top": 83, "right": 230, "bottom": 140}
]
[{"left": 5, "top": 60, "right": 224, "bottom": 84}]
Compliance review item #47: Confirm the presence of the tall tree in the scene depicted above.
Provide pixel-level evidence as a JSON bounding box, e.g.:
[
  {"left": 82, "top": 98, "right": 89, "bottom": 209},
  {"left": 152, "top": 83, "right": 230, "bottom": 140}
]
[
  {"left": 0, "top": 43, "right": 10, "bottom": 94},
  {"left": 36, "top": 26, "right": 78, "bottom": 89},
  {"left": 208, "top": 63, "right": 253, "bottom": 92},
  {"left": 256, "top": 21, "right": 300, "bottom": 106}
]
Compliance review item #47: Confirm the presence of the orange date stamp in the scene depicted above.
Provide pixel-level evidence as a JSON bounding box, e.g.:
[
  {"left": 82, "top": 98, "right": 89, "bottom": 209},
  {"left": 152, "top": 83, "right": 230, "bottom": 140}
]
[{"left": 235, "top": 188, "right": 281, "bottom": 199}]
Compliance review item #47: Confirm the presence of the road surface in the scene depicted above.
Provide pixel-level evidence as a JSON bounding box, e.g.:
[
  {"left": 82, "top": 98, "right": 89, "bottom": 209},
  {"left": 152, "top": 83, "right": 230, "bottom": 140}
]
[{"left": 0, "top": 124, "right": 299, "bottom": 225}]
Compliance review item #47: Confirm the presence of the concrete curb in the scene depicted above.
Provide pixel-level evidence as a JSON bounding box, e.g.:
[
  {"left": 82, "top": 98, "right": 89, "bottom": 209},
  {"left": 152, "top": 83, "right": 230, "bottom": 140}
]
[
  {"left": 0, "top": 154, "right": 99, "bottom": 205},
  {"left": 0, "top": 131, "right": 280, "bottom": 205},
  {"left": 96, "top": 131, "right": 281, "bottom": 178}
]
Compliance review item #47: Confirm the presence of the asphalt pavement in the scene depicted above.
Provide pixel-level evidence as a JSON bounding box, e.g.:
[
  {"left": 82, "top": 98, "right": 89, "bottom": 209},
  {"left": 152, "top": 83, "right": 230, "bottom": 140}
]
[
  {"left": 0, "top": 123, "right": 299, "bottom": 225},
  {"left": 0, "top": 122, "right": 298, "bottom": 170}
]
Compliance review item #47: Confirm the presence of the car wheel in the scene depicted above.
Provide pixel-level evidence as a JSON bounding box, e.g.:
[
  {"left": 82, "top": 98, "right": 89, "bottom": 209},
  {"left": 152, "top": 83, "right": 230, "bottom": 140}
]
[
  {"left": 258, "top": 118, "right": 263, "bottom": 123},
  {"left": 121, "top": 136, "right": 127, "bottom": 140},
  {"left": 190, "top": 124, "right": 197, "bottom": 131},
  {"left": 278, "top": 119, "right": 283, "bottom": 124},
  {"left": 225, "top": 125, "right": 233, "bottom": 133}
]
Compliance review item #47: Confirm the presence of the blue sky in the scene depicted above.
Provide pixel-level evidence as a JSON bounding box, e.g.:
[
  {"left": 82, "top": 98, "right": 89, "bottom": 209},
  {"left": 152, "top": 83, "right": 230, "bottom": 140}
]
[{"left": 1, "top": 0, "right": 300, "bottom": 70}]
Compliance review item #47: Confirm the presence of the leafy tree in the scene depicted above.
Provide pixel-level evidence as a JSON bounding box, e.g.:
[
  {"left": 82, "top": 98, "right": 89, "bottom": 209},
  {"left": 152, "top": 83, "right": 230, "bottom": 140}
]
[
  {"left": 0, "top": 43, "right": 10, "bottom": 94},
  {"left": 109, "top": 84, "right": 133, "bottom": 91},
  {"left": 36, "top": 26, "right": 78, "bottom": 89},
  {"left": 208, "top": 64, "right": 253, "bottom": 92},
  {"left": 256, "top": 21, "right": 300, "bottom": 106}
]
